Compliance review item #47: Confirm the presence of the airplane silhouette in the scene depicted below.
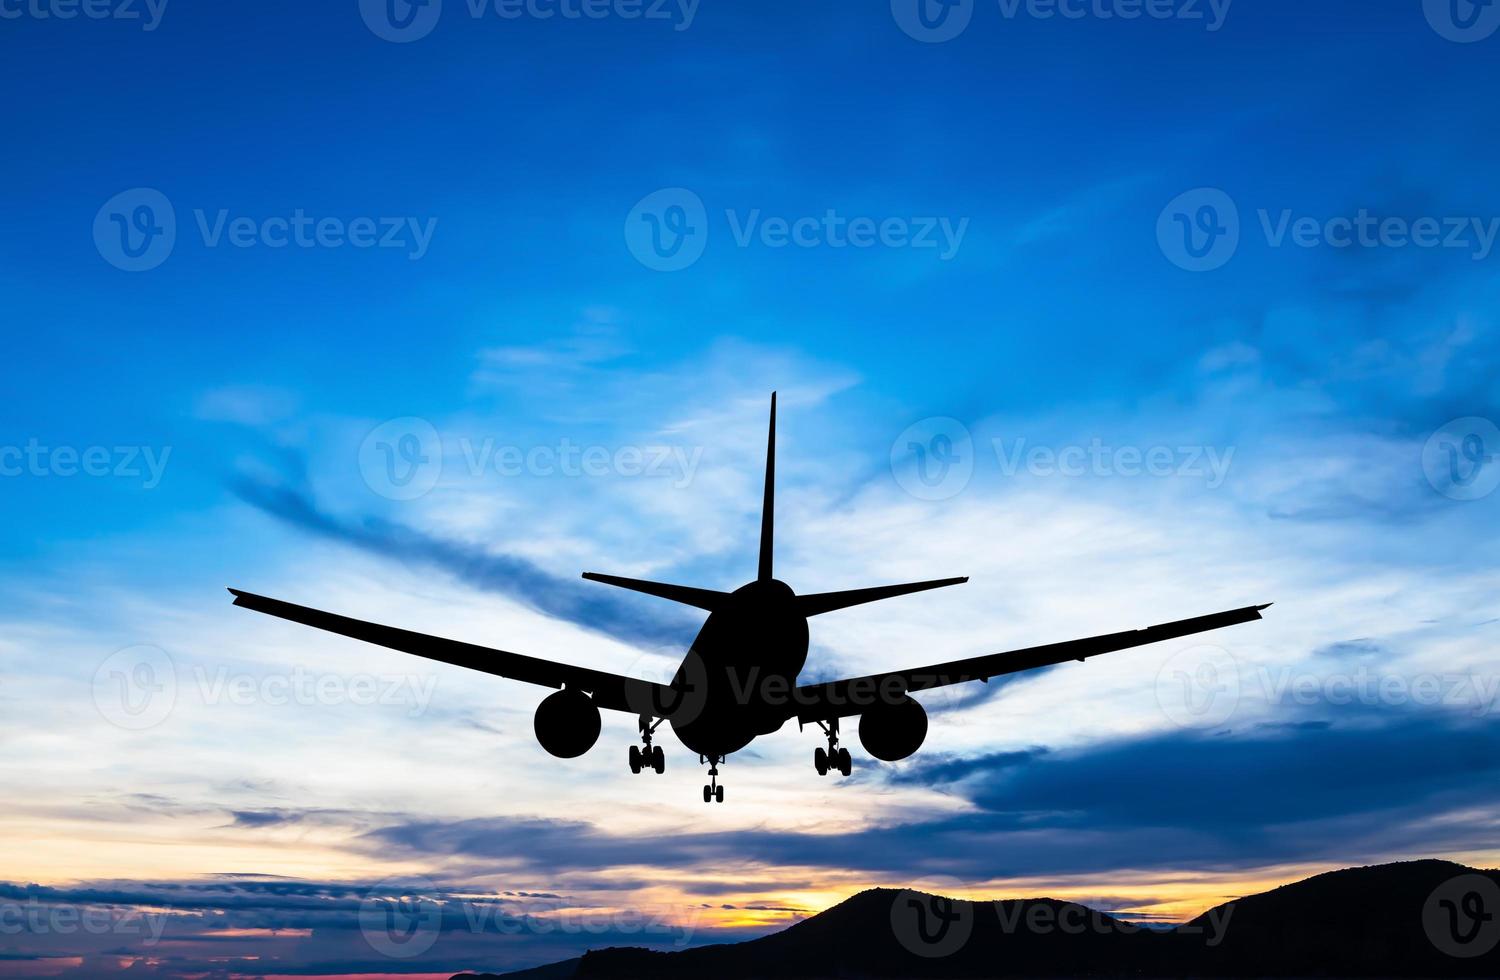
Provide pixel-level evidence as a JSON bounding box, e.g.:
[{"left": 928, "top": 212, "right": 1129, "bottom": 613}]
[{"left": 230, "top": 394, "right": 1269, "bottom": 803}]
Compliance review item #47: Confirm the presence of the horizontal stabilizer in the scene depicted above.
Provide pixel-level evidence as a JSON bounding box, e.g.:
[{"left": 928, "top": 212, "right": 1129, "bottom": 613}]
[
  {"left": 796, "top": 576, "right": 969, "bottom": 617},
  {"left": 581, "top": 573, "right": 728, "bottom": 612}
]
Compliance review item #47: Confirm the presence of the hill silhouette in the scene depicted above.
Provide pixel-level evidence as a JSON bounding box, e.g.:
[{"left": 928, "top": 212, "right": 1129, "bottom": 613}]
[{"left": 453, "top": 860, "right": 1500, "bottom": 978}]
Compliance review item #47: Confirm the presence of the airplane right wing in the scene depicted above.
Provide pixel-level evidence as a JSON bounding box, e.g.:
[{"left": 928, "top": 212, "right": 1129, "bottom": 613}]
[{"left": 789, "top": 603, "right": 1271, "bottom": 723}]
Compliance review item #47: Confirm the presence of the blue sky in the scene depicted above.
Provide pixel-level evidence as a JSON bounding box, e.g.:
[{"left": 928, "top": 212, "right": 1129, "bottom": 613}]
[{"left": 3, "top": 0, "right": 1500, "bottom": 976}]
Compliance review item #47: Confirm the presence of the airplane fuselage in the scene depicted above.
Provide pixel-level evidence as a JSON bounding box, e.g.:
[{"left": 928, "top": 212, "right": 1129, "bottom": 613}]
[{"left": 669, "top": 578, "right": 809, "bottom": 758}]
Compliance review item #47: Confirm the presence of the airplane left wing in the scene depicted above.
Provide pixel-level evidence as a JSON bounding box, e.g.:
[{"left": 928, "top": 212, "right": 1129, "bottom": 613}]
[
  {"left": 789, "top": 603, "right": 1270, "bottom": 723},
  {"left": 227, "top": 589, "right": 673, "bottom": 715}
]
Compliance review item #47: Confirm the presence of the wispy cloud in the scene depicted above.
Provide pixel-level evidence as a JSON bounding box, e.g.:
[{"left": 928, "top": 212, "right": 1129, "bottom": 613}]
[{"left": 230, "top": 468, "right": 700, "bottom": 649}]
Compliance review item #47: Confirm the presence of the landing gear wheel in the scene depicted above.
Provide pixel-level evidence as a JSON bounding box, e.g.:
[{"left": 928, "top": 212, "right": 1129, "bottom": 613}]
[
  {"left": 634, "top": 714, "right": 664, "bottom": 775},
  {"left": 815, "top": 719, "right": 850, "bottom": 779},
  {"left": 702, "top": 755, "right": 724, "bottom": 803}
]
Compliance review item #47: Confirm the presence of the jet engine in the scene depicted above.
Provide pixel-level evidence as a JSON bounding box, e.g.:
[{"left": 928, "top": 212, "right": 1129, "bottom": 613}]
[
  {"left": 857, "top": 696, "right": 928, "bottom": 761},
  {"left": 533, "top": 689, "right": 601, "bottom": 758}
]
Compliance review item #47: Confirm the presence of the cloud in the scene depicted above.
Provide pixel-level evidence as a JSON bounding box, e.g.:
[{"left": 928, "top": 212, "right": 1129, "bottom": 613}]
[
  {"left": 361, "top": 705, "right": 1500, "bottom": 885},
  {"left": 231, "top": 472, "right": 700, "bottom": 650},
  {"left": 0, "top": 874, "right": 747, "bottom": 978},
  {"left": 194, "top": 385, "right": 300, "bottom": 427}
]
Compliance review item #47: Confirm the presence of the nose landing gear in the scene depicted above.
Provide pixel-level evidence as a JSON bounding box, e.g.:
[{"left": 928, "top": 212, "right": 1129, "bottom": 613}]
[
  {"left": 813, "top": 719, "right": 852, "bottom": 776},
  {"left": 701, "top": 755, "right": 725, "bottom": 803},
  {"left": 628, "top": 714, "right": 666, "bottom": 774}
]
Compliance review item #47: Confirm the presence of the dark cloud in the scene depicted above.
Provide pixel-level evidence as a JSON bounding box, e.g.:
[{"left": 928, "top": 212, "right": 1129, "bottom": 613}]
[
  {"left": 363, "top": 705, "right": 1500, "bottom": 884},
  {"left": 1315, "top": 639, "right": 1386, "bottom": 659},
  {"left": 228, "top": 808, "right": 303, "bottom": 828},
  {"left": 0, "top": 876, "right": 728, "bottom": 978}
]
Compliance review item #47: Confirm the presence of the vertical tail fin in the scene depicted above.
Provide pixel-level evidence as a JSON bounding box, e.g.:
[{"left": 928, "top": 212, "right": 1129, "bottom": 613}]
[{"left": 758, "top": 392, "right": 776, "bottom": 582}]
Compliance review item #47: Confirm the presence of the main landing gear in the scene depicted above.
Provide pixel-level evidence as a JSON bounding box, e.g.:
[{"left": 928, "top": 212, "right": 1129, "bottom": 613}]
[
  {"left": 701, "top": 755, "right": 725, "bottom": 803},
  {"left": 814, "top": 719, "right": 852, "bottom": 777},
  {"left": 628, "top": 714, "right": 665, "bottom": 775}
]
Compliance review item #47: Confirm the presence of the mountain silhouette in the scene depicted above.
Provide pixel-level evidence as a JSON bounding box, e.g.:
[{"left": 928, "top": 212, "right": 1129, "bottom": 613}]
[{"left": 453, "top": 860, "right": 1500, "bottom": 978}]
